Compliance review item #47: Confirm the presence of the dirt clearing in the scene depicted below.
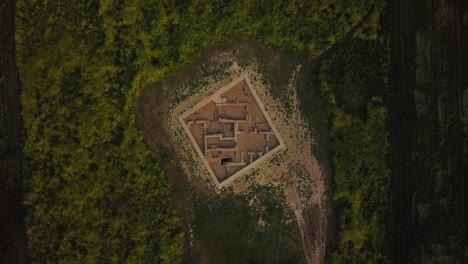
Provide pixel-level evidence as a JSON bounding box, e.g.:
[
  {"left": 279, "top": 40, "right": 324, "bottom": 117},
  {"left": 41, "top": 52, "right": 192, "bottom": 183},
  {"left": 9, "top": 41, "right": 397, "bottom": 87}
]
[{"left": 136, "top": 41, "right": 330, "bottom": 263}]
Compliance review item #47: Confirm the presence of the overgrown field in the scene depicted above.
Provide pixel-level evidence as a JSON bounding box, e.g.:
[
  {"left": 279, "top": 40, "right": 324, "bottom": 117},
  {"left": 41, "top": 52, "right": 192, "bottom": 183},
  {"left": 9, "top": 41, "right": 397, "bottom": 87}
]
[
  {"left": 15, "top": 0, "right": 386, "bottom": 262},
  {"left": 319, "top": 38, "right": 391, "bottom": 263}
]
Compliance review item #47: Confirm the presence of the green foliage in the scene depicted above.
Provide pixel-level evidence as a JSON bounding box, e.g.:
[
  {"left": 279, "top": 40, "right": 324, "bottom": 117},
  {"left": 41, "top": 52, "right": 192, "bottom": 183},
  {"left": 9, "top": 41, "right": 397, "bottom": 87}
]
[
  {"left": 320, "top": 38, "right": 389, "bottom": 115},
  {"left": 193, "top": 185, "right": 304, "bottom": 264},
  {"left": 17, "top": 1, "right": 183, "bottom": 263},
  {"left": 15, "top": 0, "right": 386, "bottom": 262},
  {"left": 353, "top": 0, "right": 387, "bottom": 40},
  {"left": 320, "top": 39, "right": 391, "bottom": 263}
]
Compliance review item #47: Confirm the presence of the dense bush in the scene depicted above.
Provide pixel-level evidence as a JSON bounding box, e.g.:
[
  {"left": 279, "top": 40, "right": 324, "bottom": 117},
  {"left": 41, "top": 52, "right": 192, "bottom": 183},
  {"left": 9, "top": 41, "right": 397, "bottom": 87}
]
[
  {"left": 320, "top": 39, "right": 391, "bottom": 263},
  {"left": 16, "top": 1, "right": 184, "bottom": 263},
  {"left": 321, "top": 39, "right": 388, "bottom": 115}
]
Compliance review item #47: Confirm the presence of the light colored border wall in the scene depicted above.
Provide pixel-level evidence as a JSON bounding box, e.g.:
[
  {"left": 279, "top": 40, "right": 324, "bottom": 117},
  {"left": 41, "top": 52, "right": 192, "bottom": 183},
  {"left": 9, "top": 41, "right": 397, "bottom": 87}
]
[{"left": 178, "top": 72, "right": 285, "bottom": 188}]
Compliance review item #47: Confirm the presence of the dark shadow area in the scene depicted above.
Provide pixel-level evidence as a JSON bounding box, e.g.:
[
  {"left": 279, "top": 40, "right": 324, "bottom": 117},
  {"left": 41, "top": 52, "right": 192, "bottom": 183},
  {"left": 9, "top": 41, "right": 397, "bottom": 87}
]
[
  {"left": 387, "top": 0, "right": 468, "bottom": 262},
  {"left": 0, "top": 0, "right": 28, "bottom": 263},
  {"left": 220, "top": 157, "right": 233, "bottom": 165}
]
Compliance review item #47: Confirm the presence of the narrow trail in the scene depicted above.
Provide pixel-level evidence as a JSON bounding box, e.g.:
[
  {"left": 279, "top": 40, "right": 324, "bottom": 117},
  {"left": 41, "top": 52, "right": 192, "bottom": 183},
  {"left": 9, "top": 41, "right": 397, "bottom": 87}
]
[
  {"left": 283, "top": 65, "right": 328, "bottom": 264},
  {"left": 290, "top": 5, "right": 380, "bottom": 263}
]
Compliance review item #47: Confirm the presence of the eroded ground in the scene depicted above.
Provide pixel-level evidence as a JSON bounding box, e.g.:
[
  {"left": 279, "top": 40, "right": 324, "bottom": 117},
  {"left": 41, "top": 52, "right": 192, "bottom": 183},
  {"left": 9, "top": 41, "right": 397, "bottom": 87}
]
[{"left": 137, "top": 44, "right": 329, "bottom": 263}]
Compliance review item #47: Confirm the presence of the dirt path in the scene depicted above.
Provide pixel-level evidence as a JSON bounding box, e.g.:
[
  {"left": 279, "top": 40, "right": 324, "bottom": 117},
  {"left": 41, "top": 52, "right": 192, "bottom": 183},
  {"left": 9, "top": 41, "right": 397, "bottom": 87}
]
[{"left": 272, "top": 65, "right": 327, "bottom": 264}]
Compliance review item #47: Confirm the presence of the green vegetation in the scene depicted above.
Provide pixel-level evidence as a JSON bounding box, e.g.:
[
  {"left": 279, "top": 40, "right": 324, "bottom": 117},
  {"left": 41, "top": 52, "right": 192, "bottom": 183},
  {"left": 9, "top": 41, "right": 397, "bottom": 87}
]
[
  {"left": 16, "top": 2, "right": 184, "bottom": 263},
  {"left": 15, "top": 0, "right": 386, "bottom": 262},
  {"left": 296, "top": 63, "right": 332, "bottom": 165},
  {"left": 319, "top": 39, "right": 391, "bottom": 263},
  {"left": 193, "top": 185, "right": 303, "bottom": 263}
]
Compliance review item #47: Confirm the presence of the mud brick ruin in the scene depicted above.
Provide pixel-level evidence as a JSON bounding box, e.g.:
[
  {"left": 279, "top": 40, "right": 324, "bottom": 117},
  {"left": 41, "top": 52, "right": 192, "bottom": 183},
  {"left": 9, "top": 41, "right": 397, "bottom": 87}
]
[{"left": 179, "top": 74, "right": 284, "bottom": 188}]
